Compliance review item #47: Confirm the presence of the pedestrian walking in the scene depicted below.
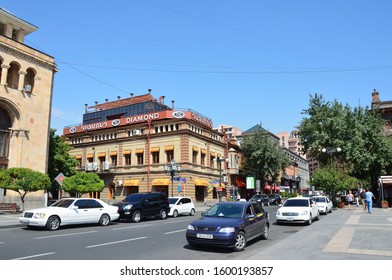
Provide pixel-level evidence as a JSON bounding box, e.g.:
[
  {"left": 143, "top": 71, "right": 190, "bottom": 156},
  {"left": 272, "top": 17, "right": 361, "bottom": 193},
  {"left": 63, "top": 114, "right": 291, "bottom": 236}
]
[
  {"left": 346, "top": 191, "right": 354, "bottom": 210},
  {"left": 365, "top": 189, "right": 376, "bottom": 214},
  {"left": 360, "top": 189, "right": 367, "bottom": 210},
  {"left": 354, "top": 191, "right": 359, "bottom": 207}
]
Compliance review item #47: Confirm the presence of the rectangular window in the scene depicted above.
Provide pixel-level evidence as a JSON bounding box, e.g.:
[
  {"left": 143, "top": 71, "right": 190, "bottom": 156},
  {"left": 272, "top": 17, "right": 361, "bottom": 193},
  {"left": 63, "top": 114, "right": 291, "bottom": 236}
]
[
  {"left": 110, "top": 155, "right": 117, "bottom": 166},
  {"left": 99, "top": 157, "right": 105, "bottom": 170},
  {"left": 124, "top": 154, "right": 131, "bottom": 166},
  {"left": 166, "top": 150, "right": 174, "bottom": 162},
  {"left": 136, "top": 153, "right": 144, "bottom": 165},
  {"left": 210, "top": 156, "right": 215, "bottom": 168},
  {"left": 152, "top": 151, "right": 159, "bottom": 164}
]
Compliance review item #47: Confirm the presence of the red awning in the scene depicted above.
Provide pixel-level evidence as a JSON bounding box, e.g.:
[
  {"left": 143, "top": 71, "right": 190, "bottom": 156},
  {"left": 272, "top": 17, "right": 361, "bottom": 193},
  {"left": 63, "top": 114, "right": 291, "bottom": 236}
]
[
  {"left": 271, "top": 186, "right": 281, "bottom": 191},
  {"left": 235, "top": 177, "right": 246, "bottom": 187},
  {"left": 264, "top": 185, "right": 271, "bottom": 190}
]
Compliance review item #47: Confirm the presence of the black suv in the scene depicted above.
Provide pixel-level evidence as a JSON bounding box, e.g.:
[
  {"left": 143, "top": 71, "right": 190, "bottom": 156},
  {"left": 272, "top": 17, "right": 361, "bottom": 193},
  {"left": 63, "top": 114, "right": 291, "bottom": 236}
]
[
  {"left": 250, "top": 194, "right": 270, "bottom": 206},
  {"left": 268, "top": 194, "right": 282, "bottom": 205},
  {"left": 114, "top": 192, "right": 169, "bottom": 223}
]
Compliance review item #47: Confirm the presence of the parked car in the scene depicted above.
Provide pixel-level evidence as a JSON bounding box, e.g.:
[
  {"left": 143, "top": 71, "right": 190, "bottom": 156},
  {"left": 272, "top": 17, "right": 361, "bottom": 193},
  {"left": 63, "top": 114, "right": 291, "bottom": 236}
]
[
  {"left": 268, "top": 194, "right": 282, "bottom": 205},
  {"left": 113, "top": 192, "right": 169, "bottom": 223},
  {"left": 313, "top": 196, "right": 333, "bottom": 214},
  {"left": 168, "top": 197, "right": 196, "bottom": 217},
  {"left": 250, "top": 194, "right": 270, "bottom": 206},
  {"left": 276, "top": 197, "right": 320, "bottom": 225},
  {"left": 19, "top": 198, "right": 119, "bottom": 231},
  {"left": 186, "top": 201, "right": 270, "bottom": 252}
]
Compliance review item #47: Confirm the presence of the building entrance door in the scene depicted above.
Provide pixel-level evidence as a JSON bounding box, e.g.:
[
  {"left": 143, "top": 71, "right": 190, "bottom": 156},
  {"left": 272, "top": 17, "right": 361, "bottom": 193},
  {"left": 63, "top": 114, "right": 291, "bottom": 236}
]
[{"left": 195, "top": 186, "right": 205, "bottom": 202}]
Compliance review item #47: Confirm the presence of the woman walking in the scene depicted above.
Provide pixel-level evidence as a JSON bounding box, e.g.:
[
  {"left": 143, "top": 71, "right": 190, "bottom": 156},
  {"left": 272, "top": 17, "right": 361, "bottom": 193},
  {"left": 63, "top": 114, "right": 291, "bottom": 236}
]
[{"left": 346, "top": 191, "right": 354, "bottom": 210}]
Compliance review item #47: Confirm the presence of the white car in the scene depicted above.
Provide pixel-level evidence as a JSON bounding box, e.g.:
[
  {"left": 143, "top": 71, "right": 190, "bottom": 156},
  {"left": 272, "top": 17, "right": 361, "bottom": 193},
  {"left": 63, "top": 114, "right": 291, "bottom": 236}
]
[
  {"left": 168, "top": 197, "right": 196, "bottom": 217},
  {"left": 19, "top": 198, "right": 119, "bottom": 231},
  {"left": 276, "top": 197, "right": 320, "bottom": 225},
  {"left": 313, "top": 196, "right": 333, "bottom": 214}
]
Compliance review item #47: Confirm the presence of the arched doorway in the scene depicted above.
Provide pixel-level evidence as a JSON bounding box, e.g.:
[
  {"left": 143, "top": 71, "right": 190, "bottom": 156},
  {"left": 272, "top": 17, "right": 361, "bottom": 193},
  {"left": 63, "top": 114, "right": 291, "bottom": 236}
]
[{"left": 0, "top": 107, "right": 11, "bottom": 169}]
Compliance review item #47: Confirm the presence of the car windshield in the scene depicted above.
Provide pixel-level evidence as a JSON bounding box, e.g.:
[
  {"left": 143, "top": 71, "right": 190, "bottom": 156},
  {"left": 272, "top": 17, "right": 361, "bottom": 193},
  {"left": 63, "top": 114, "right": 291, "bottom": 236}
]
[
  {"left": 314, "top": 197, "right": 326, "bottom": 203},
  {"left": 204, "top": 204, "right": 243, "bottom": 218},
  {"left": 168, "top": 198, "right": 178, "bottom": 204},
  {"left": 50, "top": 199, "right": 75, "bottom": 208},
  {"left": 251, "top": 195, "right": 263, "bottom": 199},
  {"left": 283, "top": 199, "right": 309, "bottom": 207},
  {"left": 123, "top": 193, "right": 145, "bottom": 203}
]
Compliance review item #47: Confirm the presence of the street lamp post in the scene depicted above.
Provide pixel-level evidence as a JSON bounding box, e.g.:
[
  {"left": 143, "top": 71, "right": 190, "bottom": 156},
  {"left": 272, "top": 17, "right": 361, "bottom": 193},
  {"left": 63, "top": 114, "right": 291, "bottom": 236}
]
[
  {"left": 322, "top": 147, "right": 342, "bottom": 169},
  {"left": 164, "top": 159, "right": 181, "bottom": 197},
  {"left": 213, "top": 156, "right": 229, "bottom": 202}
]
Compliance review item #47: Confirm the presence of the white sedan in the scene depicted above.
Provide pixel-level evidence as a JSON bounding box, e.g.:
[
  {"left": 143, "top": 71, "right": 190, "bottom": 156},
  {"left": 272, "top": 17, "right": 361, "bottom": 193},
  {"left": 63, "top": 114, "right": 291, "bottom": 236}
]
[
  {"left": 313, "top": 196, "right": 333, "bottom": 214},
  {"left": 168, "top": 197, "right": 196, "bottom": 217},
  {"left": 19, "top": 198, "right": 119, "bottom": 230},
  {"left": 276, "top": 197, "right": 320, "bottom": 225}
]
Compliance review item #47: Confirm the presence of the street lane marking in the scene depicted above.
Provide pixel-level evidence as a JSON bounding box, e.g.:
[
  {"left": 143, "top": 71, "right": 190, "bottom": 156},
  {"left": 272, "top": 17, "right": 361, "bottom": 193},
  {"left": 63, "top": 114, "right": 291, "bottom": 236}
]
[
  {"left": 164, "top": 229, "right": 187, "bottom": 235},
  {"left": 34, "top": 230, "right": 98, "bottom": 239},
  {"left": 0, "top": 242, "right": 4, "bottom": 244},
  {"left": 12, "top": 252, "right": 56, "bottom": 260},
  {"left": 112, "top": 224, "right": 152, "bottom": 231},
  {"left": 86, "top": 236, "right": 148, "bottom": 248},
  {"left": 164, "top": 220, "right": 190, "bottom": 224}
]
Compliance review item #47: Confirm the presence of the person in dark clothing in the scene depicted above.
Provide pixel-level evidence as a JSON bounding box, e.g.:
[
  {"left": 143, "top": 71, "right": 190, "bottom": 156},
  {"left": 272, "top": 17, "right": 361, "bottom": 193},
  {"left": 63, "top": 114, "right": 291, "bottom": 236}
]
[{"left": 360, "top": 189, "right": 367, "bottom": 211}]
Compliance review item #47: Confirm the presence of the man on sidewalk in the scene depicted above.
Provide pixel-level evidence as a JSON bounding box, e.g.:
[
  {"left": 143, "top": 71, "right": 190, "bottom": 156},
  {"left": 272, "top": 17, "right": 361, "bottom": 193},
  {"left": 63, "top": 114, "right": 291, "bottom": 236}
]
[
  {"left": 365, "top": 188, "right": 376, "bottom": 214},
  {"left": 360, "top": 189, "right": 367, "bottom": 211}
]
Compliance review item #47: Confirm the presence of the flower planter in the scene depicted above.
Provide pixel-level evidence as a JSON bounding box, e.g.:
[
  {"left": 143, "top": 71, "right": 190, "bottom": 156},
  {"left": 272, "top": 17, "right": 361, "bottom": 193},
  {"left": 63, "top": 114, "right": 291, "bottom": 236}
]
[
  {"left": 338, "top": 201, "right": 345, "bottom": 208},
  {"left": 381, "top": 201, "right": 389, "bottom": 208}
]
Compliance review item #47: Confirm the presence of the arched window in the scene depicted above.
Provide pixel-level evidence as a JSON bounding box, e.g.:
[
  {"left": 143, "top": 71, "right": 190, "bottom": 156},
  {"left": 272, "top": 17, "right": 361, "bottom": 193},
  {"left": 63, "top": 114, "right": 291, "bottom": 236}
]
[
  {"left": 0, "top": 107, "right": 11, "bottom": 169},
  {"left": 7, "top": 62, "right": 20, "bottom": 89},
  {"left": 25, "top": 67, "right": 36, "bottom": 93}
]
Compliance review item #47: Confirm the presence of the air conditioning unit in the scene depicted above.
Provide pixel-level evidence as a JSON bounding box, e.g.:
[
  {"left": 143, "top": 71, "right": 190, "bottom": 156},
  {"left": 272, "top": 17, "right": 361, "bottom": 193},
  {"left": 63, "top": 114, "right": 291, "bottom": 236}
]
[
  {"left": 24, "top": 84, "right": 32, "bottom": 93},
  {"left": 222, "top": 176, "right": 229, "bottom": 183},
  {"left": 85, "top": 162, "right": 92, "bottom": 171},
  {"left": 133, "top": 129, "right": 141, "bottom": 136},
  {"left": 103, "top": 161, "right": 110, "bottom": 170}
]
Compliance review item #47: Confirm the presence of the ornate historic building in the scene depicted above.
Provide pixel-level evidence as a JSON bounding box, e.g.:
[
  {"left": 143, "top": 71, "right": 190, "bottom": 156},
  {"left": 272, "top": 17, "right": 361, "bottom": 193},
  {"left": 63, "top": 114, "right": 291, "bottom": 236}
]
[
  {"left": 63, "top": 92, "right": 240, "bottom": 203},
  {"left": 0, "top": 8, "right": 57, "bottom": 204}
]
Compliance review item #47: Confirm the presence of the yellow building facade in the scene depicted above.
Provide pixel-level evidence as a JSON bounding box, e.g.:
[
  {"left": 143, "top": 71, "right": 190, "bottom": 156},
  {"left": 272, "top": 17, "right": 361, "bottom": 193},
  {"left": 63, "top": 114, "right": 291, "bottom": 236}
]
[{"left": 63, "top": 93, "right": 233, "bottom": 203}]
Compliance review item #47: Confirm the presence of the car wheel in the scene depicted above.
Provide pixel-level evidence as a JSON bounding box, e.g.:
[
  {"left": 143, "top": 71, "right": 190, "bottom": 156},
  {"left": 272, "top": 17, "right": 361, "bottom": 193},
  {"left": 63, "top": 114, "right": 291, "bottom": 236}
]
[
  {"left": 234, "top": 231, "right": 247, "bottom": 252},
  {"left": 159, "top": 209, "right": 167, "bottom": 220},
  {"left": 189, "top": 208, "right": 196, "bottom": 216},
  {"left": 306, "top": 214, "right": 312, "bottom": 225},
  {"left": 132, "top": 211, "right": 142, "bottom": 223},
  {"left": 46, "top": 216, "right": 60, "bottom": 231},
  {"left": 260, "top": 223, "right": 269, "bottom": 240},
  {"left": 173, "top": 210, "right": 179, "bottom": 218},
  {"left": 99, "top": 214, "right": 110, "bottom": 226}
]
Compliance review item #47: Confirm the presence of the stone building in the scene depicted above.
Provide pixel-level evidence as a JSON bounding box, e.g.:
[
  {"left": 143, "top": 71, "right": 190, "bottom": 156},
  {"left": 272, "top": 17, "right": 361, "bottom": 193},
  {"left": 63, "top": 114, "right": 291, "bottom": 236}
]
[{"left": 0, "top": 8, "right": 57, "bottom": 206}]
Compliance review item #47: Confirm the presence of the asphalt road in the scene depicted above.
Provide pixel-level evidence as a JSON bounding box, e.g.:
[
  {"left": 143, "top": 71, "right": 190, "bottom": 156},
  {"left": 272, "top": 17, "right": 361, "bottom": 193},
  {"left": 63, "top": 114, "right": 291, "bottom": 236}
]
[{"left": 0, "top": 206, "right": 312, "bottom": 260}]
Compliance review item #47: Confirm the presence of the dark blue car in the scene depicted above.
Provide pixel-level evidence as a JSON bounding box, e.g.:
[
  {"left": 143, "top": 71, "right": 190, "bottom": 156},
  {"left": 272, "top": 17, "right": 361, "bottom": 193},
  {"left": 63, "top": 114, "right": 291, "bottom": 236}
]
[{"left": 186, "top": 201, "right": 269, "bottom": 251}]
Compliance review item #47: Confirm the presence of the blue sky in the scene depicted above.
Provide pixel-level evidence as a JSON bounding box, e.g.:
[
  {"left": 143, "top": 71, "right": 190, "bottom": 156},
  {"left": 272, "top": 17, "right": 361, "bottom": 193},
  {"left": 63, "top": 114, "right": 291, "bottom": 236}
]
[{"left": 2, "top": 0, "right": 392, "bottom": 135}]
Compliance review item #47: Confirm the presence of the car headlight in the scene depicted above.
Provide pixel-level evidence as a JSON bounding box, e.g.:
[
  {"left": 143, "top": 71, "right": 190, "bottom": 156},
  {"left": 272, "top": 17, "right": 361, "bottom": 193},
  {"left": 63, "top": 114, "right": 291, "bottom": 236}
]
[
  {"left": 123, "top": 204, "right": 133, "bottom": 211},
  {"left": 219, "top": 227, "right": 235, "bottom": 233},
  {"left": 33, "top": 213, "right": 46, "bottom": 219},
  {"left": 300, "top": 210, "right": 309, "bottom": 215},
  {"left": 187, "top": 225, "right": 195, "bottom": 230}
]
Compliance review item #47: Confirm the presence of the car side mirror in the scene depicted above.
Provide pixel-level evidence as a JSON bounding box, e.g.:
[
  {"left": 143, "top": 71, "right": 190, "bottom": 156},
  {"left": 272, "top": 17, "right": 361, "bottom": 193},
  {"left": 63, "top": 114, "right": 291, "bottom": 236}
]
[{"left": 72, "top": 206, "right": 79, "bottom": 210}]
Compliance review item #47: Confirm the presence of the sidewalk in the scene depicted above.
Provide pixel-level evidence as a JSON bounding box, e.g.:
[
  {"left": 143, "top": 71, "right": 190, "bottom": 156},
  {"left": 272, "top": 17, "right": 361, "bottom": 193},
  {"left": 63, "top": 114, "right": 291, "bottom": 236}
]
[{"left": 248, "top": 205, "right": 392, "bottom": 260}]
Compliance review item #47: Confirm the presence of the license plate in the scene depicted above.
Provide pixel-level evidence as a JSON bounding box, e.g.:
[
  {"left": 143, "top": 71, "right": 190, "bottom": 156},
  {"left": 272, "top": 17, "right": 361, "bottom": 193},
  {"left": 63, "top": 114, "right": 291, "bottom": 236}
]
[
  {"left": 20, "top": 219, "right": 29, "bottom": 224},
  {"left": 287, "top": 217, "right": 294, "bottom": 221},
  {"left": 197, "top": 233, "right": 213, "bottom": 239}
]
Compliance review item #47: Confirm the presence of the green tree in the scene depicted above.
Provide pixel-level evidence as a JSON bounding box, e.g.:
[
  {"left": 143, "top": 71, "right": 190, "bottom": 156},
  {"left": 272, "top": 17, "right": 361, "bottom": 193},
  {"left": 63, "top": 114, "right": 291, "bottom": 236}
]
[
  {"left": 298, "top": 94, "right": 392, "bottom": 190},
  {"left": 62, "top": 172, "right": 104, "bottom": 197},
  {"left": 48, "top": 128, "right": 77, "bottom": 198},
  {"left": 0, "top": 168, "right": 51, "bottom": 210},
  {"left": 311, "top": 167, "right": 360, "bottom": 195},
  {"left": 241, "top": 131, "right": 290, "bottom": 186}
]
